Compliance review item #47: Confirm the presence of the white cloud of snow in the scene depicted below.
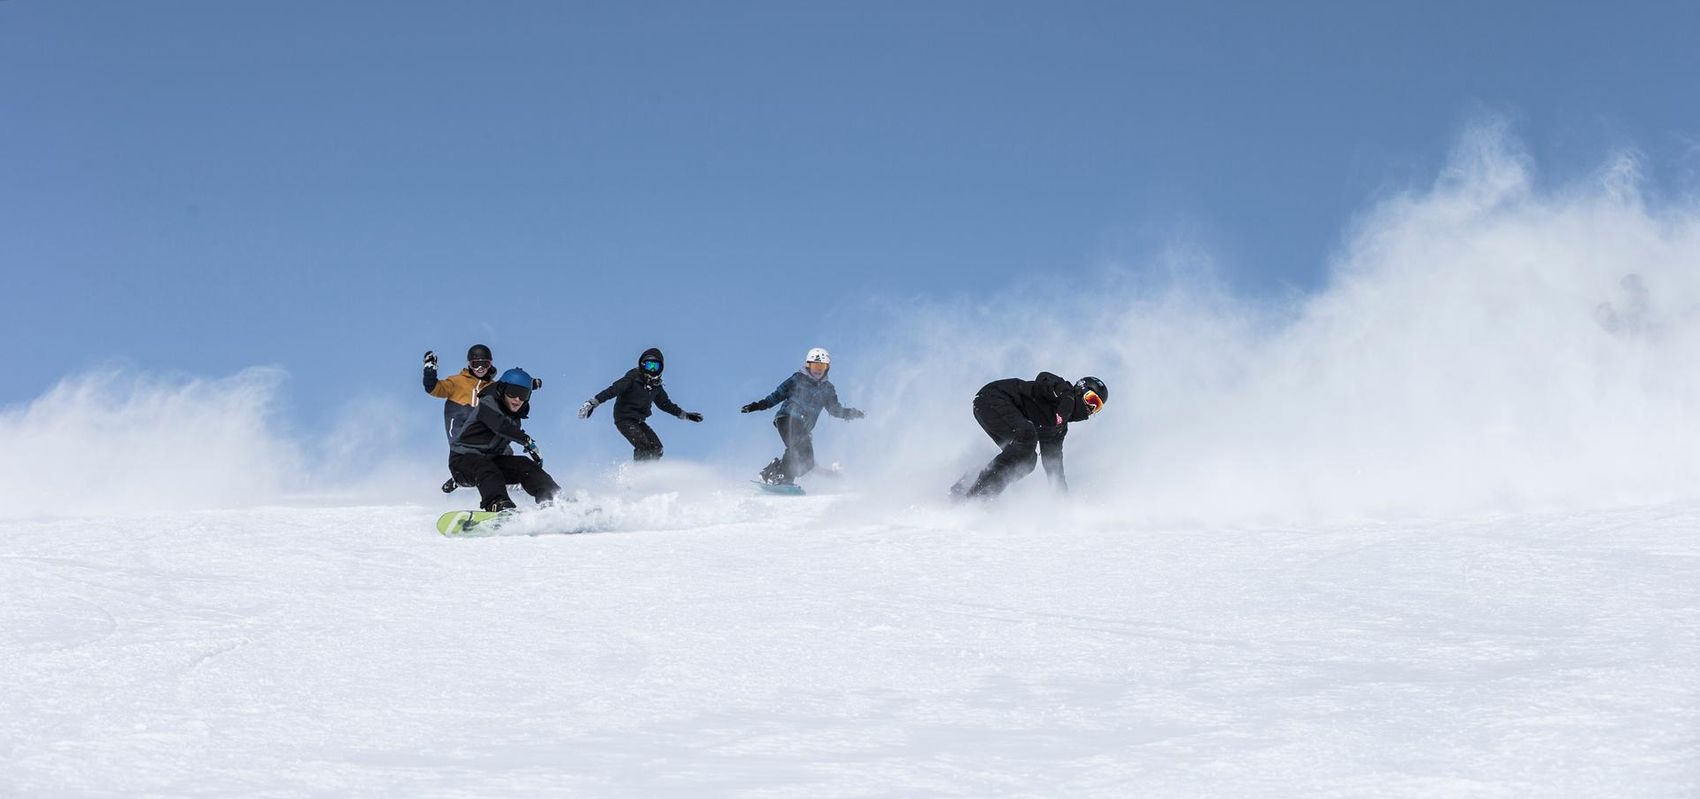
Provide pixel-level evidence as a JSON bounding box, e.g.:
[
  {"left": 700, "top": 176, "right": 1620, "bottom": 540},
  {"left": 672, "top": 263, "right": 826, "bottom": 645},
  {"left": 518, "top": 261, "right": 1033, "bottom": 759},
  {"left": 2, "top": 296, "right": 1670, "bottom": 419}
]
[
  {"left": 847, "top": 121, "right": 1700, "bottom": 524},
  {"left": 0, "top": 368, "right": 304, "bottom": 514}
]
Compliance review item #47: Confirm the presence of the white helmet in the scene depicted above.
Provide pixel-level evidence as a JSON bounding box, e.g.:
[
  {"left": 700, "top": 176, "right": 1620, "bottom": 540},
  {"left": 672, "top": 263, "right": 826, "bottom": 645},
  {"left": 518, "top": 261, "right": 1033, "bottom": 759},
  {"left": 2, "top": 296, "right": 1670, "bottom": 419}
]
[{"left": 805, "top": 347, "right": 831, "bottom": 365}]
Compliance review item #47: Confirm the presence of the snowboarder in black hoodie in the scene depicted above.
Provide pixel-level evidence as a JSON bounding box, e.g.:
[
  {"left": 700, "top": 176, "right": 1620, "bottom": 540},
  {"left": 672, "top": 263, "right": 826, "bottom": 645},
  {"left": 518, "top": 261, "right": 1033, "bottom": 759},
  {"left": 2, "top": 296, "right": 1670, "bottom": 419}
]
[
  {"left": 953, "top": 373, "right": 1107, "bottom": 500},
  {"left": 740, "top": 347, "right": 865, "bottom": 485},
  {"left": 578, "top": 348, "right": 703, "bottom": 461},
  {"left": 450, "top": 367, "right": 562, "bottom": 512}
]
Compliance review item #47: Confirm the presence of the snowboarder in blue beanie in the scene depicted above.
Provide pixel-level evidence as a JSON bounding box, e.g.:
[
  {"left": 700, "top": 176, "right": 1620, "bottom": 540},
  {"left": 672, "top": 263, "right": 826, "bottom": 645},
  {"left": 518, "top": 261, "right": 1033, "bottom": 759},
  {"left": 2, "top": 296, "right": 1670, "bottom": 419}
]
[{"left": 449, "top": 367, "right": 561, "bottom": 512}]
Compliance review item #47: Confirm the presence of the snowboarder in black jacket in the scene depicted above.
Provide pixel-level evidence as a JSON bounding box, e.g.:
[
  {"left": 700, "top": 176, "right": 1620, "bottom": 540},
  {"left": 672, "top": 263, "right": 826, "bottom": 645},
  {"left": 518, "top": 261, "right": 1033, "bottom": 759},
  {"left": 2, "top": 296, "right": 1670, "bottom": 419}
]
[
  {"left": 739, "top": 347, "right": 865, "bottom": 485},
  {"left": 450, "top": 367, "right": 562, "bottom": 512},
  {"left": 954, "top": 373, "right": 1107, "bottom": 500},
  {"left": 578, "top": 348, "right": 703, "bottom": 461}
]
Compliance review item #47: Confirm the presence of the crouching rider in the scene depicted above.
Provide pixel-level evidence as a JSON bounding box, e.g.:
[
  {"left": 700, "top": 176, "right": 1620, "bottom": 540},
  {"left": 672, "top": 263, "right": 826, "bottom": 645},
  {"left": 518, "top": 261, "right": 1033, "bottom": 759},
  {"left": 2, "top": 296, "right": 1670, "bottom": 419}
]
[{"left": 449, "top": 367, "right": 562, "bottom": 512}]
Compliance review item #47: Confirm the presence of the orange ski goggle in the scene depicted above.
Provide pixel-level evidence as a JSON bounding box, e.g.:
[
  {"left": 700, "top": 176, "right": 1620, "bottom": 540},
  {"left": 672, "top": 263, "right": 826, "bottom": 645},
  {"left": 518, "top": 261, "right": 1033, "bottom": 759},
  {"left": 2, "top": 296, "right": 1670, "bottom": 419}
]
[{"left": 1081, "top": 390, "right": 1104, "bottom": 415}]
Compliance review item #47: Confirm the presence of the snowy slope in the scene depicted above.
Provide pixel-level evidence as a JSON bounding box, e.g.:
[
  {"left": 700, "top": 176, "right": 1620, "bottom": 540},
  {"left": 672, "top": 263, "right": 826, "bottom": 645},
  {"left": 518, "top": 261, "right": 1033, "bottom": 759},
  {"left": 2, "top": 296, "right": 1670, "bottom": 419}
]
[
  {"left": 5, "top": 490, "right": 1696, "bottom": 796},
  {"left": 7, "top": 129, "right": 1700, "bottom": 795}
]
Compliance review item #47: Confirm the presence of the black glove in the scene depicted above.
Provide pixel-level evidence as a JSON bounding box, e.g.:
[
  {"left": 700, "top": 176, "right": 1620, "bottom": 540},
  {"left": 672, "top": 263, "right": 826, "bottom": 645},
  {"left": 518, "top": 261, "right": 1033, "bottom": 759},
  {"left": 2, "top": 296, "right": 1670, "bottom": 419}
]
[
  {"left": 424, "top": 350, "right": 438, "bottom": 370},
  {"left": 532, "top": 378, "right": 543, "bottom": 390},
  {"left": 844, "top": 408, "right": 865, "bottom": 420},
  {"left": 523, "top": 438, "right": 543, "bottom": 466},
  {"left": 683, "top": 411, "right": 704, "bottom": 423},
  {"left": 740, "top": 402, "right": 761, "bottom": 414},
  {"left": 578, "top": 400, "right": 597, "bottom": 419}
]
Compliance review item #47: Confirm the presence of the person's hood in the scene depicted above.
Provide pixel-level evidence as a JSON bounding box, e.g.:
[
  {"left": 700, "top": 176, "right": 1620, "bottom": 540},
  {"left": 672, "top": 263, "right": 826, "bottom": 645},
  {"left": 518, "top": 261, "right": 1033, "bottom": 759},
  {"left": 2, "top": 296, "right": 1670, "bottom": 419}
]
[{"left": 638, "top": 348, "right": 665, "bottom": 375}]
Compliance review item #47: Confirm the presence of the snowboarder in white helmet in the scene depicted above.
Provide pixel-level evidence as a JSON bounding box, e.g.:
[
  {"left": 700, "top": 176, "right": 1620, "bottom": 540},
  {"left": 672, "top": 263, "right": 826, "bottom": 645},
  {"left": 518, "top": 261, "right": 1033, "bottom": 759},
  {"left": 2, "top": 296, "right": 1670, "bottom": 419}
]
[{"left": 740, "top": 347, "right": 865, "bottom": 485}]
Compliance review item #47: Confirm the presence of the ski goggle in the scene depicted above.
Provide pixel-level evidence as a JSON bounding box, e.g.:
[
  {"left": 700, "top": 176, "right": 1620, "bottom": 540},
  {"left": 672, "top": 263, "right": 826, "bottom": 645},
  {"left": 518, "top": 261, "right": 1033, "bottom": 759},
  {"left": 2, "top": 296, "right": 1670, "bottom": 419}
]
[
  {"left": 1082, "top": 390, "right": 1104, "bottom": 415},
  {"left": 641, "top": 360, "right": 661, "bottom": 374},
  {"left": 469, "top": 359, "right": 493, "bottom": 372},
  {"left": 504, "top": 385, "right": 531, "bottom": 402}
]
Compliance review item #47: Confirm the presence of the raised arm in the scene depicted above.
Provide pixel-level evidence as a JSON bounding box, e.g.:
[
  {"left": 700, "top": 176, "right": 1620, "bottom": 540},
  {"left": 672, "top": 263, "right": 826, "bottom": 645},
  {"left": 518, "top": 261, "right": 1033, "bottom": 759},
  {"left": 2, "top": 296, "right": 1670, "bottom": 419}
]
[{"left": 423, "top": 351, "right": 446, "bottom": 395}]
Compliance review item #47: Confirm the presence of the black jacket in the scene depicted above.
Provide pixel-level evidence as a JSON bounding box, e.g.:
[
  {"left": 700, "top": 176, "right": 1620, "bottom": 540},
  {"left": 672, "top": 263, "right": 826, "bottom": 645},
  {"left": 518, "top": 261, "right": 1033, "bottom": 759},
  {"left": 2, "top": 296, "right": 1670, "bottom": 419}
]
[
  {"left": 450, "top": 389, "right": 533, "bottom": 456},
  {"left": 977, "top": 372, "right": 1090, "bottom": 484},
  {"left": 977, "top": 372, "right": 1086, "bottom": 429},
  {"left": 594, "top": 348, "right": 685, "bottom": 423}
]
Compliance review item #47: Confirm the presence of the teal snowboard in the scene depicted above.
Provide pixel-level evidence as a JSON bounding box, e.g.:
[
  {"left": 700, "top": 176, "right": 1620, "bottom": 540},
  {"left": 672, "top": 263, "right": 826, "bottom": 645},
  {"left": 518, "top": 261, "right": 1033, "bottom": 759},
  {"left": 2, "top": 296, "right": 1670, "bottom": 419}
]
[{"left": 752, "top": 480, "right": 805, "bottom": 496}]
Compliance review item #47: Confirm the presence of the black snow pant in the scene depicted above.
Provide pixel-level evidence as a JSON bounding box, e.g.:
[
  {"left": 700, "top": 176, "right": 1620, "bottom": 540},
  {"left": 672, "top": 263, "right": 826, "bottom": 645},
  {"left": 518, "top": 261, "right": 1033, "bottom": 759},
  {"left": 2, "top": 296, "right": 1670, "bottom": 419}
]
[
  {"left": 449, "top": 452, "right": 562, "bottom": 511},
  {"left": 963, "top": 394, "right": 1039, "bottom": 498},
  {"left": 615, "top": 418, "right": 664, "bottom": 461},
  {"left": 761, "top": 415, "right": 815, "bottom": 484}
]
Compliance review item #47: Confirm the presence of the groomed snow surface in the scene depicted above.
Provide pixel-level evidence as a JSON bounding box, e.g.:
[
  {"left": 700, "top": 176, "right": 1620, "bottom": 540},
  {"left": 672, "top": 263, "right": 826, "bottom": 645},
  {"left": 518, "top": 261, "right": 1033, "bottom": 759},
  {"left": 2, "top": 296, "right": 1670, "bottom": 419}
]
[
  {"left": 9, "top": 132, "right": 1700, "bottom": 793},
  {"left": 5, "top": 480, "right": 1696, "bottom": 796}
]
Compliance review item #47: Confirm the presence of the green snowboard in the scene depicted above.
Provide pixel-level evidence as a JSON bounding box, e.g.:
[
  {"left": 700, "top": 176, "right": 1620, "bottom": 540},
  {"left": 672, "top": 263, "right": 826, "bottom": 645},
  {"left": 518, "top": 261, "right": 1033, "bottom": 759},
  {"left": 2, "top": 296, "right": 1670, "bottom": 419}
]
[{"left": 436, "top": 509, "right": 516, "bottom": 537}]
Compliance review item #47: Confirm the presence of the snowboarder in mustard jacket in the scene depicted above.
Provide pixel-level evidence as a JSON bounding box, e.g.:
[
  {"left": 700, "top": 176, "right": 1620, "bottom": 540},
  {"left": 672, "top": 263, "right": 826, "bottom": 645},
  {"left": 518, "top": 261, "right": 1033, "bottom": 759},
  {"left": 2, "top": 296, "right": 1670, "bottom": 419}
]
[
  {"left": 578, "top": 348, "right": 703, "bottom": 461},
  {"left": 423, "top": 344, "right": 498, "bottom": 492}
]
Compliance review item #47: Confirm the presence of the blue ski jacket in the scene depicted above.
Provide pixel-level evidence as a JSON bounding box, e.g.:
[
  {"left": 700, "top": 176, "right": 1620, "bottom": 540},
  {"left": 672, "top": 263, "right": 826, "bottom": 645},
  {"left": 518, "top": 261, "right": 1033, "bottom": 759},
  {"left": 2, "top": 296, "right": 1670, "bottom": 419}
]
[{"left": 748, "top": 371, "right": 861, "bottom": 429}]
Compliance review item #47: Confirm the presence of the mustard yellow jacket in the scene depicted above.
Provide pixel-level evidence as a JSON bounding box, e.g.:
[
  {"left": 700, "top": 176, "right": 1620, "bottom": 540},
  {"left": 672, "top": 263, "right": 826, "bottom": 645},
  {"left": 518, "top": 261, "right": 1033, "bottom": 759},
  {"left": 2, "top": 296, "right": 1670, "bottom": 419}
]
[
  {"left": 424, "top": 367, "right": 492, "bottom": 406},
  {"left": 424, "top": 367, "right": 494, "bottom": 441}
]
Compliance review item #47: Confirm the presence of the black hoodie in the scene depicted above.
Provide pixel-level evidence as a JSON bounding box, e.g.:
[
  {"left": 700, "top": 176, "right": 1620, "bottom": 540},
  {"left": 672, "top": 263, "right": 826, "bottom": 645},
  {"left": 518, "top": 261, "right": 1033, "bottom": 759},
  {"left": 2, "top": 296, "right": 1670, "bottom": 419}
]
[
  {"left": 976, "top": 372, "right": 1090, "bottom": 490},
  {"left": 593, "top": 348, "right": 685, "bottom": 423},
  {"left": 976, "top": 372, "right": 1090, "bottom": 437},
  {"left": 450, "top": 384, "right": 532, "bottom": 456}
]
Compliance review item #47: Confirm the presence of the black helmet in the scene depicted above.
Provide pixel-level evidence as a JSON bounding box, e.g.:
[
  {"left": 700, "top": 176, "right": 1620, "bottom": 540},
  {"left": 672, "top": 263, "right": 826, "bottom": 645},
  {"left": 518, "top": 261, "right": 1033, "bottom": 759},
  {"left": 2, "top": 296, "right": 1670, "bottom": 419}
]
[
  {"left": 1075, "top": 376, "right": 1107, "bottom": 415},
  {"left": 467, "top": 344, "right": 493, "bottom": 362}
]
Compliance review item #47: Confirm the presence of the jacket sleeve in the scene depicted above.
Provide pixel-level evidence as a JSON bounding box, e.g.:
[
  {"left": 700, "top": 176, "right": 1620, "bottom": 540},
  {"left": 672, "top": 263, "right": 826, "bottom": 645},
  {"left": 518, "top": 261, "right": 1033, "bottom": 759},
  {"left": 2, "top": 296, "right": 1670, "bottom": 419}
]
[
  {"left": 1036, "top": 371, "right": 1077, "bottom": 422},
  {"left": 653, "top": 384, "right": 685, "bottom": 417},
  {"left": 823, "top": 383, "right": 852, "bottom": 418},
  {"left": 1039, "top": 427, "right": 1067, "bottom": 490},
  {"left": 594, "top": 372, "right": 633, "bottom": 404},
  {"left": 750, "top": 376, "right": 795, "bottom": 411},
  {"left": 427, "top": 372, "right": 462, "bottom": 400},
  {"left": 473, "top": 402, "right": 530, "bottom": 444}
]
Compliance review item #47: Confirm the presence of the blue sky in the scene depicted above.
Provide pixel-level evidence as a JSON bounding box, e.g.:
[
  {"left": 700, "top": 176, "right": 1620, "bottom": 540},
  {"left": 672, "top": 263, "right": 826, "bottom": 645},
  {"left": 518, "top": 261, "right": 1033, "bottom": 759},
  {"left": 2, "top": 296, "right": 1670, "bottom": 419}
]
[{"left": 4, "top": 1, "right": 1698, "bottom": 463}]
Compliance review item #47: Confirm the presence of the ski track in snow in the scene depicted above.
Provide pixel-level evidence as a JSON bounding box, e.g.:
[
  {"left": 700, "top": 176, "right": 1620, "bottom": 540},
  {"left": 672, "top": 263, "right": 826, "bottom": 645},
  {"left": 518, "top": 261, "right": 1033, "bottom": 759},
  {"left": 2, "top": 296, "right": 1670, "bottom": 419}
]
[{"left": 2, "top": 494, "right": 1698, "bottom": 797}]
